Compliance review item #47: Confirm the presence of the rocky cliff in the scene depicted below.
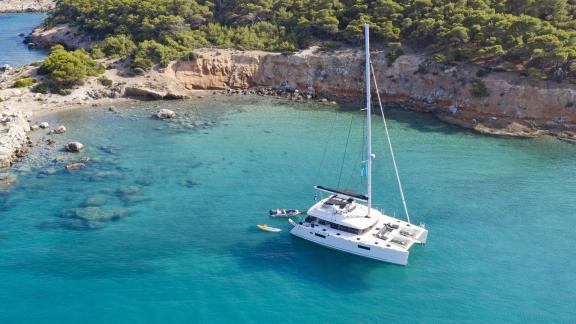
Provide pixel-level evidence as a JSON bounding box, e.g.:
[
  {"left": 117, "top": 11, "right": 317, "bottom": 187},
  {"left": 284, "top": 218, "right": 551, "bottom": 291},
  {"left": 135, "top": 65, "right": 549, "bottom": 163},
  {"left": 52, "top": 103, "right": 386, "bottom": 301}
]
[
  {"left": 0, "top": 106, "right": 30, "bottom": 170},
  {"left": 166, "top": 48, "right": 576, "bottom": 138}
]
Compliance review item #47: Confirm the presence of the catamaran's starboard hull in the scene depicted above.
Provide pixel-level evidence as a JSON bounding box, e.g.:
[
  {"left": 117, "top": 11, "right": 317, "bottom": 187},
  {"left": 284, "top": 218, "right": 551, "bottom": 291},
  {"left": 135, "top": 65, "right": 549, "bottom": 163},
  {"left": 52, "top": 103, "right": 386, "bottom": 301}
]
[{"left": 289, "top": 224, "right": 410, "bottom": 266}]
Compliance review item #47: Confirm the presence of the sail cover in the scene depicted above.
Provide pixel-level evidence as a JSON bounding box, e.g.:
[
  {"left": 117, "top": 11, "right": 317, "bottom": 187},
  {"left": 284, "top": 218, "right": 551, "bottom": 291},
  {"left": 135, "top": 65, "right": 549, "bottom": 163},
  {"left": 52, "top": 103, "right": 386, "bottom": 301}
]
[{"left": 314, "top": 185, "right": 368, "bottom": 201}]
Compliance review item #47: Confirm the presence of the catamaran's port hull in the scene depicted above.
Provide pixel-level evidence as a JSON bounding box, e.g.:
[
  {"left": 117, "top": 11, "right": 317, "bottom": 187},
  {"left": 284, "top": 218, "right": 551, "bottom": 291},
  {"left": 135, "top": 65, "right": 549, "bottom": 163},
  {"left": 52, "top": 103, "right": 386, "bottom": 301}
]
[{"left": 290, "top": 225, "right": 410, "bottom": 266}]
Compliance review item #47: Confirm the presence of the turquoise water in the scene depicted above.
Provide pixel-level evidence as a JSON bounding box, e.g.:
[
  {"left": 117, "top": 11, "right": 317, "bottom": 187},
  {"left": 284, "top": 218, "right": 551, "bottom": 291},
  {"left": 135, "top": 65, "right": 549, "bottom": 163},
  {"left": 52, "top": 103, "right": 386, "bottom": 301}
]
[
  {"left": 0, "top": 13, "right": 47, "bottom": 67},
  {"left": 1, "top": 97, "right": 575, "bottom": 323}
]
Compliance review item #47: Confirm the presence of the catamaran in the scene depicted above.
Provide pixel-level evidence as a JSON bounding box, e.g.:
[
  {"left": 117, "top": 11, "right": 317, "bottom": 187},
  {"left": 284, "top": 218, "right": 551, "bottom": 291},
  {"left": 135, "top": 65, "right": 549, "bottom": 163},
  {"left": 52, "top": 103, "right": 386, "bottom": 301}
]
[{"left": 288, "top": 24, "right": 428, "bottom": 266}]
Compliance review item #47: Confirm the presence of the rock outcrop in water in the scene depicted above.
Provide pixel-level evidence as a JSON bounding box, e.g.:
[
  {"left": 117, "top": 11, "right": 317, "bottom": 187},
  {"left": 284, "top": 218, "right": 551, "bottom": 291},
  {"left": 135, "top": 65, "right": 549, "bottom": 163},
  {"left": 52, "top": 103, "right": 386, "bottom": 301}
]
[
  {"left": 154, "top": 109, "right": 176, "bottom": 119},
  {"left": 65, "top": 142, "right": 84, "bottom": 153}
]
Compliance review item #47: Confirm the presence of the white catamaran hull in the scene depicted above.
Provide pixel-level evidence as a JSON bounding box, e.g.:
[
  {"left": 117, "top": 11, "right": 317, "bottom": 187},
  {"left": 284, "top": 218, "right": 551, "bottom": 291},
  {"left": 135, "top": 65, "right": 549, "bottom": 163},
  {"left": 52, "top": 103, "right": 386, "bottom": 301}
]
[{"left": 289, "top": 223, "right": 411, "bottom": 266}]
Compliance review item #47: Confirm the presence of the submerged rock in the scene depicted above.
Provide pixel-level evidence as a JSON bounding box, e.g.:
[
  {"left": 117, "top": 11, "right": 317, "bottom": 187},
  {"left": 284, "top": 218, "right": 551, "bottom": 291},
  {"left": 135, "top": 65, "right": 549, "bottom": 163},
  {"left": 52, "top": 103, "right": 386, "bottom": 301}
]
[
  {"left": 0, "top": 174, "right": 17, "bottom": 187},
  {"left": 83, "top": 194, "right": 110, "bottom": 207},
  {"left": 65, "top": 162, "right": 85, "bottom": 171},
  {"left": 89, "top": 171, "right": 121, "bottom": 182},
  {"left": 60, "top": 206, "right": 115, "bottom": 222},
  {"left": 38, "top": 219, "right": 108, "bottom": 231},
  {"left": 183, "top": 179, "right": 201, "bottom": 187},
  {"left": 117, "top": 185, "right": 141, "bottom": 196},
  {"left": 38, "top": 167, "right": 58, "bottom": 177},
  {"left": 65, "top": 142, "right": 85, "bottom": 152},
  {"left": 121, "top": 195, "right": 150, "bottom": 205}
]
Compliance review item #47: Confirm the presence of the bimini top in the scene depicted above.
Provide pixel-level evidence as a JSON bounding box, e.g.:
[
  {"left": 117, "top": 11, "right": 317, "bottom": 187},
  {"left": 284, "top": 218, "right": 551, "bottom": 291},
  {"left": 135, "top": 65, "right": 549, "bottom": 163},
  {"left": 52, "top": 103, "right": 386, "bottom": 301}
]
[
  {"left": 307, "top": 196, "right": 380, "bottom": 230},
  {"left": 314, "top": 185, "right": 368, "bottom": 202}
]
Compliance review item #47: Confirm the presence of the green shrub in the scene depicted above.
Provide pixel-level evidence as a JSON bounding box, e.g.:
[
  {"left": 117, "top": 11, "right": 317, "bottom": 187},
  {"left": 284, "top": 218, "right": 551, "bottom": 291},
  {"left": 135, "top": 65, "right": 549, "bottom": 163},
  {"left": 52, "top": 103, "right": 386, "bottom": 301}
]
[
  {"left": 38, "top": 45, "right": 104, "bottom": 94},
  {"left": 470, "top": 79, "right": 490, "bottom": 97},
  {"left": 433, "top": 53, "right": 451, "bottom": 64},
  {"left": 32, "top": 82, "right": 50, "bottom": 94},
  {"left": 45, "top": 0, "right": 576, "bottom": 82},
  {"left": 12, "top": 77, "right": 36, "bottom": 88},
  {"left": 91, "top": 45, "right": 105, "bottom": 59},
  {"left": 98, "top": 76, "right": 113, "bottom": 86},
  {"left": 100, "top": 35, "right": 137, "bottom": 59},
  {"left": 527, "top": 67, "right": 548, "bottom": 80},
  {"left": 319, "top": 41, "right": 342, "bottom": 52},
  {"left": 386, "top": 42, "right": 404, "bottom": 67},
  {"left": 180, "top": 51, "right": 201, "bottom": 61},
  {"left": 131, "top": 40, "right": 180, "bottom": 70}
]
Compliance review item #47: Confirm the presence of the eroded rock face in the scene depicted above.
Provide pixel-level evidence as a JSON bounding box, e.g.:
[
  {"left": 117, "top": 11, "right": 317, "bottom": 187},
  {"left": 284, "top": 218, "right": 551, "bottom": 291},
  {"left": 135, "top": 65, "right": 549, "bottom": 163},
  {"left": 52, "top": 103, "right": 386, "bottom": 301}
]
[
  {"left": 25, "top": 24, "right": 94, "bottom": 50},
  {"left": 166, "top": 48, "right": 576, "bottom": 135},
  {"left": 0, "top": 108, "right": 31, "bottom": 169}
]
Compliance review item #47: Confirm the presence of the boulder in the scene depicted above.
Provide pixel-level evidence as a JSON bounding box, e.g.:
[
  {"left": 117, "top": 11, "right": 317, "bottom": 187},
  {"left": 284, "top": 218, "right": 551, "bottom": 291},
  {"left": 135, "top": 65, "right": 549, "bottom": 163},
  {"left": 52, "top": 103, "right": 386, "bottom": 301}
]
[
  {"left": 124, "top": 86, "right": 165, "bottom": 100},
  {"left": 0, "top": 64, "right": 12, "bottom": 72},
  {"left": 52, "top": 125, "right": 66, "bottom": 134},
  {"left": 61, "top": 207, "right": 115, "bottom": 223},
  {"left": 39, "top": 122, "right": 49, "bottom": 129},
  {"left": 117, "top": 185, "right": 141, "bottom": 196},
  {"left": 65, "top": 142, "right": 84, "bottom": 152},
  {"left": 154, "top": 109, "right": 176, "bottom": 119},
  {"left": 164, "top": 92, "right": 190, "bottom": 100}
]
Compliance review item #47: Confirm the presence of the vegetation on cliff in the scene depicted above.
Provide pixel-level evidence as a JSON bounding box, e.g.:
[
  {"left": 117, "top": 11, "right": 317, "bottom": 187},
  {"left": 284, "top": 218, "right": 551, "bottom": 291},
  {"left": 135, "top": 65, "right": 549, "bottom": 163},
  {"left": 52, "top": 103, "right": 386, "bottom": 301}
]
[
  {"left": 12, "top": 77, "right": 37, "bottom": 88},
  {"left": 46, "top": 0, "right": 576, "bottom": 80},
  {"left": 36, "top": 45, "right": 103, "bottom": 94}
]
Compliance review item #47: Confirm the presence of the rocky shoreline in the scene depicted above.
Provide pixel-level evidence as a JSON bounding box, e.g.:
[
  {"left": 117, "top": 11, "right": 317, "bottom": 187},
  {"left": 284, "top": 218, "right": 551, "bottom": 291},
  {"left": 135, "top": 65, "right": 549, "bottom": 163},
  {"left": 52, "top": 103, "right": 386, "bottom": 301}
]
[
  {"left": 2, "top": 29, "right": 576, "bottom": 183},
  {"left": 0, "top": 0, "right": 55, "bottom": 13}
]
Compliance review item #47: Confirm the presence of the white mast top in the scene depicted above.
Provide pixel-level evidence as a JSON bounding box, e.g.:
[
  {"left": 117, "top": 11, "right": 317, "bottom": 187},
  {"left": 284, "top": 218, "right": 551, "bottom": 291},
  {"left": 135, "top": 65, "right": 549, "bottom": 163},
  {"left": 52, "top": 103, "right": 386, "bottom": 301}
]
[{"left": 365, "top": 23, "right": 372, "bottom": 217}]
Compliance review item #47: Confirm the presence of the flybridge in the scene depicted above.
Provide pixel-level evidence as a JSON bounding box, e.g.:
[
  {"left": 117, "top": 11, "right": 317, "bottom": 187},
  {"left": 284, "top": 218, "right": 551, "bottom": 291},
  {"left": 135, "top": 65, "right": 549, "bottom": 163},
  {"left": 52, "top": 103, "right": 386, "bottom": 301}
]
[{"left": 314, "top": 185, "right": 368, "bottom": 202}]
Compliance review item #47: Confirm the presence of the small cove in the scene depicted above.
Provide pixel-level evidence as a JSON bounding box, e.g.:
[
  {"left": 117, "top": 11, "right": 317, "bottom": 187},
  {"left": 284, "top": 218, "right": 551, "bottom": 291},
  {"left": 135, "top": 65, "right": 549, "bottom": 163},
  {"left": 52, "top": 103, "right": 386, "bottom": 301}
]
[
  {"left": 1, "top": 97, "right": 575, "bottom": 322},
  {"left": 0, "top": 13, "right": 47, "bottom": 67}
]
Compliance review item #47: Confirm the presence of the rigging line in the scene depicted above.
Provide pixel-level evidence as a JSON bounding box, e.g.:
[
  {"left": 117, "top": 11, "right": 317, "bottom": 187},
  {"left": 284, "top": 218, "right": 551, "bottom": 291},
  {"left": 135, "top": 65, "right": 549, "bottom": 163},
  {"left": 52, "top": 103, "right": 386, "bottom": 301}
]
[
  {"left": 370, "top": 62, "right": 411, "bottom": 224},
  {"left": 314, "top": 107, "right": 339, "bottom": 183},
  {"left": 344, "top": 78, "right": 368, "bottom": 189},
  {"left": 344, "top": 110, "right": 366, "bottom": 189},
  {"left": 337, "top": 113, "right": 355, "bottom": 189}
]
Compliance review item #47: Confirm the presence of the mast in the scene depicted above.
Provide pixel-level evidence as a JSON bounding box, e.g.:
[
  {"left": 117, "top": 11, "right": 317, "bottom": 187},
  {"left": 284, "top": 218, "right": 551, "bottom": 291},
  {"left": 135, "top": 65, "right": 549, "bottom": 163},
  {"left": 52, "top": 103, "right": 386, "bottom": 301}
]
[{"left": 365, "top": 24, "right": 372, "bottom": 216}]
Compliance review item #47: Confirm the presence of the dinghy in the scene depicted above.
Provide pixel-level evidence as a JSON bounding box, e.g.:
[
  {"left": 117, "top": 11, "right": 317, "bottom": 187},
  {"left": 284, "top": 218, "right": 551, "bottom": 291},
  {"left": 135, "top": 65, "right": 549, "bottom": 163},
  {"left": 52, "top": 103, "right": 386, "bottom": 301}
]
[
  {"left": 269, "top": 209, "right": 302, "bottom": 218},
  {"left": 257, "top": 224, "right": 282, "bottom": 232}
]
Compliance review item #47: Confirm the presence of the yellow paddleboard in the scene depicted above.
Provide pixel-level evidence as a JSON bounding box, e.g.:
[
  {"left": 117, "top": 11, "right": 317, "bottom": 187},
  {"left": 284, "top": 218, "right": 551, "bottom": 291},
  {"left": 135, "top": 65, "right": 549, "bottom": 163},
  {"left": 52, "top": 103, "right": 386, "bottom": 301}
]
[{"left": 257, "top": 224, "right": 282, "bottom": 232}]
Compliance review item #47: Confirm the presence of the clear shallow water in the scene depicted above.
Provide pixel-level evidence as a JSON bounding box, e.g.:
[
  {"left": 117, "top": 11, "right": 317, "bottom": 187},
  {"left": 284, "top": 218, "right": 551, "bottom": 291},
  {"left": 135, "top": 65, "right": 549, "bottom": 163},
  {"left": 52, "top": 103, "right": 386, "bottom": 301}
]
[
  {"left": 1, "top": 97, "right": 575, "bottom": 323},
  {"left": 0, "top": 13, "right": 47, "bottom": 67}
]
